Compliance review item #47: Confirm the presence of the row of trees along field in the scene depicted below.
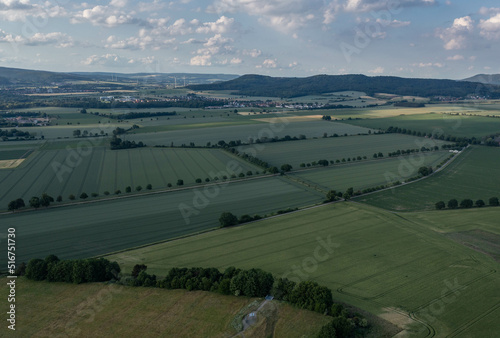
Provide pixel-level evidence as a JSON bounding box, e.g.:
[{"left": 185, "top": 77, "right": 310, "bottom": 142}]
[
  {"left": 436, "top": 197, "right": 499, "bottom": 210},
  {"left": 7, "top": 185, "right": 154, "bottom": 211},
  {"left": 126, "top": 265, "right": 368, "bottom": 337},
  {"left": 18, "top": 255, "right": 120, "bottom": 284}
]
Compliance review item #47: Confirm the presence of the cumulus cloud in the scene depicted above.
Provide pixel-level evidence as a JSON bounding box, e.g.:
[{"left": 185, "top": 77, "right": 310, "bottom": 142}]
[
  {"left": 446, "top": 54, "right": 464, "bottom": 61},
  {"left": 190, "top": 54, "right": 212, "bottom": 66},
  {"left": 71, "top": 5, "right": 142, "bottom": 27},
  {"left": 243, "top": 49, "right": 262, "bottom": 58},
  {"left": 479, "top": 13, "right": 500, "bottom": 40},
  {"left": 105, "top": 34, "right": 175, "bottom": 50},
  {"left": 209, "top": 0, "right": 320, "bottom": 33},
  {"left": 82, "top": 53, "right": 155, "bottom": 67},
  {"left": 195, "top": 16, "right": 234, "bottom": 34},
  {"left": 437, "top": 16, "right": 474, "bottom": 50},
  {"left": 368, "top": 66, "right": 384, "bottom": 74},
  {"left": 412, "top": 62, "right": 444, "bottom": 68},
  {"left": 24, "top": 32, "right": 74, "bottom": 48}
]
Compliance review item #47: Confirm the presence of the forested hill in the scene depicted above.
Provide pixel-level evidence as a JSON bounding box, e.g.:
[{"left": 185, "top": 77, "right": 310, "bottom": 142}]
[{"left": 187, "top": 74, "right": 500, "bottom": 98}]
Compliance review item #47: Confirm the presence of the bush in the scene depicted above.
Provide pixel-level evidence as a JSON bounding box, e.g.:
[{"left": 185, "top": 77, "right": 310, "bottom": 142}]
[
  {"left": 177, "top": 179, "right": 184, "bottom": 186},
  {"left": 125, "top": 186, "right": 132, "bottom": 193},
  {"left": 435, "top": 201, "right": 446, "bottom": 210},
  {"left": 447, "top": 199, "right": 458, "bottom": 209},
  {"left": 25, "top": 259, "right": 48, "bottom": 281},
  {"left": 460, "top": 199, "right": 473, "bottom": 208},
  {"left": 56, "top": 195, "right": 63, "bottom": 202},
  {"left": 115, "top": 190, "right": 121, "bottom": 195},
  {"left": 104, "top": 191, "right": 110, "bottom": 195},
  {"left": 146, "top": 184, "right": 152, "bottom": 190},
  {"left": 80, "top": 192, "right": 88, "bottom": 199},
  {"left": 91, "top": 192, "right": 99, "bottom": 197},
  {"left": 489, "top": 197, "right": 499, "bottom": 206},
  {"left": 475, "top": 199, "right": 485, "bottom": 207},
  {"left": 219, "top": 212, "right": 238, "bottom": 227},
  {"left": 68, "top": 194, "right": 75, "bottom": 200},
  {"left": 136, "top": 185, "right": 142, "bottom": 192},
  {"left": 195, "top": 178, "right": 202, "bottom": 183}
]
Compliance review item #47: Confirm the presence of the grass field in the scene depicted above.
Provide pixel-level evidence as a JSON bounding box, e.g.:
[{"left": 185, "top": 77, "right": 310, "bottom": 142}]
[
  {"left": 343, "top": 113, "right": 500, "bottom": 138},
  {"left": 106, "top": 202, "right": 500, "bottom": 337},
  {"left": 355, "top": 146, "right": 500, "bottom": 211},
  {"left": 123, "top": 121, "right": 372, "bottom": 147},
  {"left": 0, "top": 177, "right": 323, "bottom": 265},
  {"left": 238, "top": 133, "right": 450, "bottom": 168},
  {"left": 0, "top": 145, "right": 262, "bottom": 210},
  {"left": 290, "top": 151, "right": 451, "bottom": 192},
  {"left": 1, "top": 278, "right": 331, "bottom": 337}
]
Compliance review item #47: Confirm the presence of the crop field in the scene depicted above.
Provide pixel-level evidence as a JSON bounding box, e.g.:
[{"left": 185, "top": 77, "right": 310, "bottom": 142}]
[
  {"left": 0, "top": 177, "right": 323, "bottom": 265},
  {"left": 106, "top": 202, "right": 500, "bottom": 337},
  {"left": 290, "top": 151, "right": 451, "bottom": 192},
  {"left": 356, "top": 146, "right": 500, "bottom": 211},
  {"left": 343, "top": 113, "right": 500, "bottom": 138},
  {"left": 123, "top": 120, "right": 372, "bottom": 147},
  {"left": 238, "top": 133, "right": 450, "bottom": 168},
  {"left": 3, "top": 278, "right": 331, "bottom": 337},
  {"left": 0, "top": 149, "right": 33, "bottom": 161},
  {"left": 0, "top": 146, "right": 263, "bottom": 210}
]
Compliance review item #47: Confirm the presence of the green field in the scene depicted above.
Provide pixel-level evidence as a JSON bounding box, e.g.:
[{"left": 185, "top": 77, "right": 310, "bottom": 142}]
[
  {"left": 0, "top": 177, "right": 323, "bottom": 265},
  {"left": 0, "top": 149, "right": 33, "bottom": 161},
  {"left": 343, "top": 113, "right": 500, "bottom": 138},
  {"left": 0, "top": 145, "right": 262, "bottom": 210},
  {"left": 2, "top": 278, "right": 331, "bottom": 337},
  {"left": 106, "top": 202, "right": 500, "bottom": 337},
  {"left": 290, "top": 151, "right": 451, "bottom": 192},
  {"left": 238, "top": 133, "right": 450, "bottom": 168},
  {"left": 123, "top": 120, "right": 371, "bottom": 147},
  {"left": 355, "top": 146, "right": 500, "bottom": 211}
]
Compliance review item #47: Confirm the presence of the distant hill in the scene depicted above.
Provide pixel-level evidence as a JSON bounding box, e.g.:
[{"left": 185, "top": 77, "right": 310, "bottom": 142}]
[
  {"left": 463, "top": 74, "right": 500, "bottom": 85},
  {"left": 0, "top": 66, "right": 85, "bottom": 85},
  {"left": 0, "top": 66, "right": 239, "bottom": 86},
  {"left": 188, "top": 74, "right": 500, "bottom": 98},
  {"left": 69, "top": 72, "right": 240, "bottom": 85}
]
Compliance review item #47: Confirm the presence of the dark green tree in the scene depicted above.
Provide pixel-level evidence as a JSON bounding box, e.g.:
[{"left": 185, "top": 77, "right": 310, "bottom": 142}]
[
  {"left": 460, "top": 199, "right": 473, "bottom": 208},
  {"left": 219, "top": 212, "right": 238, "bottom": 227},
  {"left": 435, "top": 201, "right": 446, "bottom": 210},
  {"left": 475, "top": 199, "right": 485, "bottom": 207},
  {"left": 447, "top": 199, "right": 458, "bottom": 209},
  {"left": 25, "top": 259, "right": 48, "bottom": 281},
  {"left": 489, "top": 197, "right": 499, "bottom": 206},
  {"left": 29, "top": 196, "right": 41, "bottom": 209}
]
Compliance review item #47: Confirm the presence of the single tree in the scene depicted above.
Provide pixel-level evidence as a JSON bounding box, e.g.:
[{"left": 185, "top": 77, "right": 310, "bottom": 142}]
[
  {"left": 80, "top": 192, "right": 88, "bottom": 199},
  {"left": 136, "top": 185, "right": 142, "bottom": 192},
  {"left": 177, "top": 179, "right": 184, "bottom": 186},
  {"left": 447, "top": 199, "right": 458, "bottom": 209},
  {"left": 435, "top": 201, "right": 446, "bottom": 210},
  {"left": 460, "top": 199, "right": 473, "bottom": 208},
  {"left": 56, "top": 195, "right": 63, "bottom": 202},
  {"left": 489, "top": 197, "right": 499, "bottom": 206},
  {"left": 29, "top": 196, "right": 41, "bottom": 209},
  {"left": 146, "top": 184, "right": 152, "bottom": 190},
  {"left": 125, "top": 186, "right": 132, "bottom": 193},
  {"left": 68, "top": 194, "right": 76, "bottom": 200},
  {"left": 219, "top": 212, "right": 238, "bottom": 227},
  {"left": 475, "top": 199, "right": 485, "bottom": 207}
]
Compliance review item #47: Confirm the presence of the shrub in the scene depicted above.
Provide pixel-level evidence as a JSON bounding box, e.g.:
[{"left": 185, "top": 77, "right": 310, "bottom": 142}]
[
  {"left": 79, "top": 192, "right": 88, "bottom": 199},
  {"left": 489, "top": 197, "right": 499, "bottom": 206},
  {"left": 68, "top": 194, "right": 75, "bottom": 200},
  {"left": 219, "top": 212, "right": 238, "bottom": 227},
  {"left": 435, "top": 201, "right": 446, "bottom": 210}
]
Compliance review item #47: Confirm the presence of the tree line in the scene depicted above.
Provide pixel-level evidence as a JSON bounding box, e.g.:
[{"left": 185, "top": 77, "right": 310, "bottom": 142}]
[
  {"left": 19, "top": 255, "right": 120, "bottom": 284},
  {"left": 436, "top": 197, "right": 499, "bottom": 210}
]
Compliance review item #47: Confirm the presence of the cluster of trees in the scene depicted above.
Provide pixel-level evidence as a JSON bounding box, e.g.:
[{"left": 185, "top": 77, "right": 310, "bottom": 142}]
[
  {"left": 300, "top": 156, "right": 369, "bottom": 168},
  {"left": 393, "top": 101, "right": 426, "bottom": 108},
  {"left": 128, "top": 266, "right": 275, "bottom": 298},
  {"left": 91, "top": 111, "right": 177, "bottom": 120},
  {"left": 227, "top": 148, "right": 270, "bottom": 169},
  {"left": 219, "top": 212, "right": 263, "bottom": 227},
  {"left": 0, "top": 128, "right": 33, "bottom": 140},
  {"left": 385, "top": 126, "right": 479, "bottom": 148},
  {"left": 110, "top": 136, "right": 145, "bottom": 150},
  {"left": 436, "top": 197, "right": 499, "bottom": 210},
  {"left": 22, "top": 255, "right": 120, "bottom": 284},
  {"left": 387, "top": 146, "right": 439, "bottom": 157},
  {"left": 8, "top": 193, "right": 56, "bottom": 211}
]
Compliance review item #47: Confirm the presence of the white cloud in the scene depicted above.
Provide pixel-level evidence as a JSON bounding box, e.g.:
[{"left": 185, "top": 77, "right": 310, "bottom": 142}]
[
  {"left": 105, "top": 34, "right": 175, "bottom": 50},
  {"left": 262, "top": 59, "right": 277, "bottom": 68},
  {"left": 243, "top": 49, "right": 262, "bottom": 58},
  {"left": 190, "top": 54, "right": 212, "bottom": 66},
  {"left": 437, "top": 16, "right": 474, "bottom": 50},
  {"left": 368, "top": 66, "right": 384, "bottom": 74},
  {"left": 343, "top": 0, "right": 436, "bottom": 13},
  {"left": 24, "top": 32, "right": 74, "bottom": 48},
  {"left": 479, "top": 13, "right": 500, "bottom": 40},
  {"left": 72, "top": 5, "right": 141, "bottom": 27},
  {"left": 446, "top": 54, "right": 464, "bottom": 61},
  {"left": 195, "top": 16, "right": 234, "bottom": 34},
  {"left": 110, "top": 0, "right": 128, "bottom": 8},
  {"left": 412, "top": 62, "right": 444, "bottom": 68},
  {"left": 376, "top": 19, "right": 411, "bottom": 28},
  {"left": 82, "top": 54, "right": 154, "bottom": 67},
  {"left": 230, "top": 57, "right": 242, "bottom": 64}
]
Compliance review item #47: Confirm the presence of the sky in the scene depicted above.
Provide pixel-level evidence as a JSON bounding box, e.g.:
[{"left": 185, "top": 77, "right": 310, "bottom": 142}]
[{"left": 0, "top": 0, "right": 499, "bottom": 79}]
